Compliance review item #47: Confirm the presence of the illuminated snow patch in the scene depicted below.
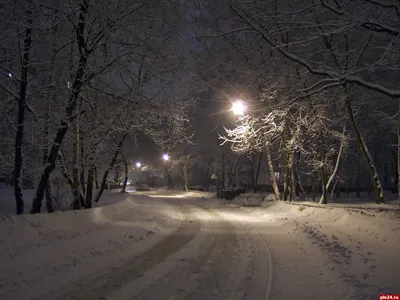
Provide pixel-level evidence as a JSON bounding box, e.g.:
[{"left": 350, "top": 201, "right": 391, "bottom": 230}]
[{"left": 148, "top": 194, "right": 186, "bottom": 198}]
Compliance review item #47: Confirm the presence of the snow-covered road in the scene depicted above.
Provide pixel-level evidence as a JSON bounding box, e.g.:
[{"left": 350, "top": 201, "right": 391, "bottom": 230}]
[{"left": 0, "top": 191, "right": 399, "bottom": 300}]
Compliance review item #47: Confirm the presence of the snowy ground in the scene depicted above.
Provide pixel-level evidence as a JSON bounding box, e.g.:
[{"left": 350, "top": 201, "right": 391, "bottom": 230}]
[{"left": 0, "top": 188, "right": 399, "bottom": 299}]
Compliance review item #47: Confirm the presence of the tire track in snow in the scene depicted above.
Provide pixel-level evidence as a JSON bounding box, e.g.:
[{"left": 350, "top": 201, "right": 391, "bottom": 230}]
[
  {"left": 112, "top": 205, "right": 251, "bottom": 300},
  {"left": 180, "top": 208, "right": 272, "bottom": 300},
  {"left": 119, "top": 206, "right": 222, "bottom": 299},
  {"left": 220, "top": 209, "right": 273, "bottom": 300},
  {"left": 181, "top": 209, "right": 239, "bottom": 300},
  {"left": 37, "top": 205, "right": 200, "bottom": 300},
  {"left": 124, "top": 206, "right": 241, "bottom": 300}
]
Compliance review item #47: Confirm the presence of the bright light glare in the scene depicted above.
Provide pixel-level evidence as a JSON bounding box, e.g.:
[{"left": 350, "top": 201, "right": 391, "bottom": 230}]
[
  {"left": 8, "top": 72, "right": 12, "bottom": 78},
  {"left": 136, "top": 162, "right": 141, "bottom": 168},
  {"left": 231, "top": 100, "right": 246, "bottom": 115},
  {"left": 162, "top": 153, "right": 169, "bottom": 161}
]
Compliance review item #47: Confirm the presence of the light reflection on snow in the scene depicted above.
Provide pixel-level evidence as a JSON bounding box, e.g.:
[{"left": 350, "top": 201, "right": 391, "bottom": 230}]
[
  {"left": 147, "top": 194, "right": 186, "bottom": 198},
  {"left": 218, "top": 211, "right": 279, "bottom": 224},
  {"left": 90, "top": 198, "right": 181, "bottom": 233},
  {"left": 92, "top": 206, "right": 104, "bottom": 224}
]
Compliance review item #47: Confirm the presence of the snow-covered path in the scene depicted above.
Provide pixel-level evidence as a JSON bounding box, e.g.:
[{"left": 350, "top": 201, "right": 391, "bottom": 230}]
[{"left": 0, "top": 191, "right": 399, "bottom": 300}]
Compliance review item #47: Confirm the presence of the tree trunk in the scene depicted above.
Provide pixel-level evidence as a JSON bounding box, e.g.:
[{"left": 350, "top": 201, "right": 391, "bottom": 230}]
[
  {"left": 283, "top": 150, "right": 293, "bottom": 201},
  {"left": 249, "top": 156, "right": 256, "bottom": 192},
  {"left": 325, "top": 123, "right": 346, "bottom": 196},
  {"left": 80, "top": 168, "right": 86, "bottom": 195},
  {"left": 330, "top": 178, "right": 338, "bottom": 201},
  {"left": 222, "top": 147, "right": 226, "bottom": 189},
  {"left": 312, "top": 175, "right": 316, "bottom": 202},
  {"left": 254, "top": 152, "right": 263, "bottom": 193},
  {"left": 31, "top": 0, "right": 90, "bottom": 213},
  {"left": 72, "top": 104, "right": 81, "bottom": 210},
  {"left": 391, "top": 149, "right": 397, "bottom": 194},
  {"left": 168, "top": 170, "right": 173, "bottom": 190},
  {"left": 44, "top": 105, "right": 54, "bottom": 213},
  {"left": 94, "top": 133, "right": 127, "bottom": 203},
  {"left": 85, "top": 164, "right": 94, "bottom": 208},
  {"left": 94, "top": 166, "right": 99, "bottom": 189},
  {"left": 345, "top": 95, "right": 384, "bottom": 204},
  {"left": 320, "top": 168, "right": 328, "bottom": 204},
  {"left": 266, "top": 145, "right": 280, "bottom": 200},
  {"left": 14, "top": 4, "right": 33, "bottom": 215},
  {"left": 235, "top": 161, "right": 240, "bottom": 187},
  {"left": 335, "top": 179, "right": 341, "bottom": 198},
  {"left": 397, "top": 119, "right": 400, "bottom": 207},
  {"left": 80, "top": 133, "right": 86, "bottom": 196},
  {"left": 295, "top": 151, "right": 307, "bottom": 200},
  {"left": 290, "top": 164, "right": 296, "bottom": 201},
  {"left": 58, "top": 151, "right": 85, "bottom": 206},
  {"left": 183, "top": 163, "right": 189, "bottom": 192},
  {"left": 356, "top": 161, "right": 361, "bottom": 198},
  {"left": 114, "top": 162, "right": 122, "bottom": 184},
  {"left": 319, "top": 130, "right": 328, "bottom": 204},
  {"left": 43, "top": 9, "right": 61, "bottom": 214},
  {"left": 283, "top": 155, "right": 290, "bottom": 201},
  {"left": 163, "top": 167, "right": 168, "bottom": 188},
  {"left": 121, "top": 160, "right": 128, "bottom": 193},
  {"left": 281, "top": 130, "right": 291, "bottom": 201}
]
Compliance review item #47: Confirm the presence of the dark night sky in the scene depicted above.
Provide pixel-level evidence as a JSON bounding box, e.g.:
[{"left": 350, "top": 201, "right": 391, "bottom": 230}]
[{"left": 121, "top": 3, "right": 232, "bottom": 166}]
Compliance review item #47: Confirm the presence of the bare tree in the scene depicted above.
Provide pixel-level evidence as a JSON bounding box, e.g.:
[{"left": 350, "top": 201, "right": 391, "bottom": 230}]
[{"left": 191, "top": 0, "right": 397, "bottom": 204}]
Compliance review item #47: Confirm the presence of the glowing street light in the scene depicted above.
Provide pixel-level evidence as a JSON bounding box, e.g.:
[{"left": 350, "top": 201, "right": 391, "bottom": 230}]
[
  {"left": 231, "top": 99, "right": 246, "bottom": 116},
  {"left": 162, "top": 153, "right": 169, "bottom": 161},
  {"left": 136, "top": 162, "right": 141, "bottom": 168}
]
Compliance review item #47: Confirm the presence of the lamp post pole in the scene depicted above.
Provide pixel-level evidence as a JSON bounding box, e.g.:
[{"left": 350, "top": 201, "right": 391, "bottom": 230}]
[{"left": 162, "top": 153, "right": 170, "bottom": 189}]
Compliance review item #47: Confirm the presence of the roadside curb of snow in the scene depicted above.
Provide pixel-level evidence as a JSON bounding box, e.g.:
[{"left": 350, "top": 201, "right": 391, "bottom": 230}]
[
  {"left": 0, "top": 193, "right": 183, "bottom": 250},
  {"left": 277, "top": 201, "right": 400, "bottom": 218},
  {"left": 231, "top": 193, "right": 265, "bottom": 207},
  {"left": 0, "top": 192, "right": 129, "bottom": 227},
  {"left": 0, "top": 193, "right": 186, "bottom": 300}
]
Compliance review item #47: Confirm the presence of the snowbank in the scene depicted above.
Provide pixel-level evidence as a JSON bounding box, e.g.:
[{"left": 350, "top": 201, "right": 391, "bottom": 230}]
[
  {"left": 0, "top": 187, "right": 133, "bottom": 215},
  {"left": 220, "top": 200, "right": 400, "bottom": 299},
  {"left": 184, "top": 190, "right": 215, "bottom": 199},
  {"left": 225, "top": 193, "right": 267, "bottom": 208},
  {"left": 0, "top": 192, "right": 183, "bottom": 300}
]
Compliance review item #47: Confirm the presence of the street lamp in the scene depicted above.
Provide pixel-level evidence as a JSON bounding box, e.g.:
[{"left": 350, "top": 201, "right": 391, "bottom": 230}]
[
  {"left": 162, "top": 153, "right": 170, "bottom": 189},
  {"left": 231, "top": 99, "right": 246, "bottom": 116},
  {"left": 136, "top": 162, "right": 141, "bottom": 168}
]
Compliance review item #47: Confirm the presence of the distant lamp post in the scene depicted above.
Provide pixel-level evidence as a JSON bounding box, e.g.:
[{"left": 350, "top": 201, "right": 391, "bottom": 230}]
[
  {"left": 162, "top": 153, "right": 170, "bottom": 189},
  {"left": 136, "top": 162, "right": 141, "bottom": 168},
  {"left": 231, "top": 99, "right": 246, "bottom": 116}
]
